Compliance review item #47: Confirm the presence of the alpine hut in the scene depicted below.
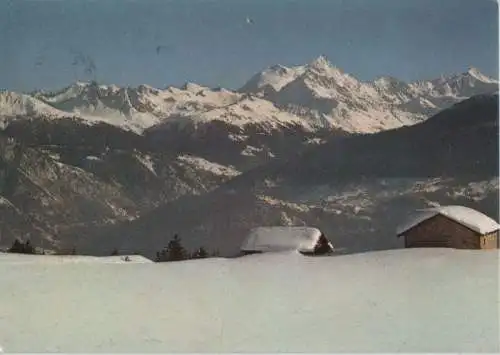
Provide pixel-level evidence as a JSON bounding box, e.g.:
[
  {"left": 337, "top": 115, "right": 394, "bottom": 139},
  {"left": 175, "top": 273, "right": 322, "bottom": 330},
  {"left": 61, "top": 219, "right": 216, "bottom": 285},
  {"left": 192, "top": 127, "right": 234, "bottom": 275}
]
[
  {"left": 396, "top": 205, "right": 500, "bottom": 249},
  {"left": 240, "top": 227, "right": 334, "bottom": 255}
]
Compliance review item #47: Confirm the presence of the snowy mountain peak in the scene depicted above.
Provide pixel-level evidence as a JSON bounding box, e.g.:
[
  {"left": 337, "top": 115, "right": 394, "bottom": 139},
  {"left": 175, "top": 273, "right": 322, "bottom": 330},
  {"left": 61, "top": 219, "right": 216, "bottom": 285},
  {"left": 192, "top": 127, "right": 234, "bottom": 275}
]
[
  {"left": 182, "top": 82, "right": 207, "bottom": 92},
  {"left": 297, "top": 57, "right": 363, "bottom": 93},
  {"left": 308, "top": 55, "right": 331, "bottom": 71},
  {"left": 303, "top": 56, "right": 358, "bottom": 87},
  {"left": 74, "top": 81, "right": 90, "bottom": 88},
  {"left": 268, "top": 64, "right": 291, "bottom": 75},
  {"left": 466, "top": 67, "right": 497, "bottom": 83},
  {"left": 239, "top": 63, "right": 306, "bottom": 93},
  {"left": 0, "top": 91, "right": 67, "bottom": 119},
  {"left": 428, "top": 67, "right": 498, "bottom": 86}
]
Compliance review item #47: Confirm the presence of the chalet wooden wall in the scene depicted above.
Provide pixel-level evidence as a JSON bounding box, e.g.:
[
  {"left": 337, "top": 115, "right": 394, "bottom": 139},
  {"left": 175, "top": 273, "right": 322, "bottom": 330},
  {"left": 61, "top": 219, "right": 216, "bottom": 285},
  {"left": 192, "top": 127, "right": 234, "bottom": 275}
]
[{"left": 403, "top": 214, "right": 481, "bottom": 249}]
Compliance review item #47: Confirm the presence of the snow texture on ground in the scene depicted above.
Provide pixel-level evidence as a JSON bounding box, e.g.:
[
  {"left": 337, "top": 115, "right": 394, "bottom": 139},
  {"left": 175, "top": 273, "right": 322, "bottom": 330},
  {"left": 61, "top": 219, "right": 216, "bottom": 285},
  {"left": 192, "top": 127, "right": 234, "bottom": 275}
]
[
  {"left": 0, "top": 249, "right": 498, "bottom": 353},
  {"left": 0, "top": 253, "right": 153, "bottom": 264}
]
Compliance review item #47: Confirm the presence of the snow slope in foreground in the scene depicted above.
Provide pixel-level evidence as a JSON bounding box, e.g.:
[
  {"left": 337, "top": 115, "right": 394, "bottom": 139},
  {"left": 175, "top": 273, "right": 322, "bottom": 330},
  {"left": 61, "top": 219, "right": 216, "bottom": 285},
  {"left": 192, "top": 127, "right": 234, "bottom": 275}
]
[
  {"left": 0, "top": 249, "right": 498, "bottom": 352},
  {"left": 0, "top": 253, "right": 153, "bottom": 264}
]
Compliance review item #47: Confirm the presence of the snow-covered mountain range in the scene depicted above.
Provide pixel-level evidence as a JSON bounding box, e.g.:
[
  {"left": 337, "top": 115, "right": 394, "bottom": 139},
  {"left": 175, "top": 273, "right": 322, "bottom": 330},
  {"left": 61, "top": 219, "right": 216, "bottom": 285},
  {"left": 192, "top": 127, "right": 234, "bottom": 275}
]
[
  {"left": 245, "top": 57, "right": 498, "bottom": 131},
  {"left": 2, "top": 56, "right": 497, "bottom": 135}
]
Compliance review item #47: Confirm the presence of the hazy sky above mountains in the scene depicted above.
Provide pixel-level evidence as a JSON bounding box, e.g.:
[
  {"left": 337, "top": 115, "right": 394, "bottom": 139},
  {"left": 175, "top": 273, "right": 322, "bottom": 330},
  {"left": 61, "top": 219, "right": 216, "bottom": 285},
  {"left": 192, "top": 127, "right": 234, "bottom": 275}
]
[{"left": 1, "top": 0, "right": 498, "bottom": 92}]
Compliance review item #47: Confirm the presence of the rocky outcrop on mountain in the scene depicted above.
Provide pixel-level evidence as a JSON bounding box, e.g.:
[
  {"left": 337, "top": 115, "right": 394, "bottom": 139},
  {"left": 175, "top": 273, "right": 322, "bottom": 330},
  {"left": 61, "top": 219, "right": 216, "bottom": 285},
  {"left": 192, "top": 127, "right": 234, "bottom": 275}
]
[{"left": 0, "top": 130, "right": 239, "bottom": 251}]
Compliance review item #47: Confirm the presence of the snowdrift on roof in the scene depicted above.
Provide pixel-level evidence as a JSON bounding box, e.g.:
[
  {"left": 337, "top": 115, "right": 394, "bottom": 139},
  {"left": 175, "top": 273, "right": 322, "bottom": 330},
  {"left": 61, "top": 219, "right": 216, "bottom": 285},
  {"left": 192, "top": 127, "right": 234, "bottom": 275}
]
[
  {"left": 396, "top": 205, "right": 500, "bottom": 235},
  {"left": 240, "top": 226, "right": 330, "bottom": 253}
]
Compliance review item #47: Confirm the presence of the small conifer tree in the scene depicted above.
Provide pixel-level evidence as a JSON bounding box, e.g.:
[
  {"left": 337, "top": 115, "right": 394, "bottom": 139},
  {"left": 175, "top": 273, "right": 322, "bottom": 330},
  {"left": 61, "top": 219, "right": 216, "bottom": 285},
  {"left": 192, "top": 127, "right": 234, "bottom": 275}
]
[
  {"left": 155, "top": 234, "right": 188, "bottom": 262},
  {"left": 165, "top": 234, "right": 187, "bottom": 261}
]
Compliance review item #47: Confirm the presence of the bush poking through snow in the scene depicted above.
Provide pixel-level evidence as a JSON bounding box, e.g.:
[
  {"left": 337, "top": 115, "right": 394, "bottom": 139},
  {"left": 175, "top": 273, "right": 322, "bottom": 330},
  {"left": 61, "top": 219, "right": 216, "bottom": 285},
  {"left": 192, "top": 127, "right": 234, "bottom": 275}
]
[{"left": 7, "top": 239, "right": 36, "bottom": 254}]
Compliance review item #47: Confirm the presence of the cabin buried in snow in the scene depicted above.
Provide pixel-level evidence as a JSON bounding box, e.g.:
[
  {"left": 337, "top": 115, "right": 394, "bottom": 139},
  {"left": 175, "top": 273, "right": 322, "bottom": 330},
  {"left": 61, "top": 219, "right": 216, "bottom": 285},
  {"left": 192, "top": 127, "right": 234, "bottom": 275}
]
[
  {"left": 396, "top": 205, "right": 500, "bottom": 249},
  {"left": 240, "top": 227, "right": 334, "bottom": 255}
]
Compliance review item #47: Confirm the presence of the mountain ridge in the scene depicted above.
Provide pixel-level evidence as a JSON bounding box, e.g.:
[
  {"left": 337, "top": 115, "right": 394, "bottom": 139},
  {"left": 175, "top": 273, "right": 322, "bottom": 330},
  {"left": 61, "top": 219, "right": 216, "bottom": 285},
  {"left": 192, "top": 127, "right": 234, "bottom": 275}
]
[{"left": 1, "top": 57, "right": 497, "bottom": 136}]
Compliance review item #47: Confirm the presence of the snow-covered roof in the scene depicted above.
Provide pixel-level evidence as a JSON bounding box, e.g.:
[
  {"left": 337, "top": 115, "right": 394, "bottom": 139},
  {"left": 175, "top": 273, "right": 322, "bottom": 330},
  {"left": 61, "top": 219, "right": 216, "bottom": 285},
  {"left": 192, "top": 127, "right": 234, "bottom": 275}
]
[
  {"left": 240, "top": 226, "right": 330, "bottom": 253},
  {"left": 396, "top": 205, "right": 500, "bottom": 235}
]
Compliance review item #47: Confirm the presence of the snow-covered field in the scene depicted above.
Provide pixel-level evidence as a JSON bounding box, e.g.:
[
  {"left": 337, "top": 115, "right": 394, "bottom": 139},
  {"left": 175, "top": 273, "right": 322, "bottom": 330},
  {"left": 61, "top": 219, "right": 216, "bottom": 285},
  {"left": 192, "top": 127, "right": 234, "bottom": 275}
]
[
  {"left": 0, "top": 249, "right": 498, "bottom": 352},
  {"left": 0, "top": 253, "right": 152, "bottom": 265}
]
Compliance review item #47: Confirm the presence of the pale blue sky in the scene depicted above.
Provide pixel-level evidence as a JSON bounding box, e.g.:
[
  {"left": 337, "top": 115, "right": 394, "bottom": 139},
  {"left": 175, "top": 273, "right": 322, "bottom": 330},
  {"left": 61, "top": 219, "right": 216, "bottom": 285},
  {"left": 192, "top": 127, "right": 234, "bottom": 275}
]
[{"left": 1, "top": 0, "right": 498, "bottom": 92}]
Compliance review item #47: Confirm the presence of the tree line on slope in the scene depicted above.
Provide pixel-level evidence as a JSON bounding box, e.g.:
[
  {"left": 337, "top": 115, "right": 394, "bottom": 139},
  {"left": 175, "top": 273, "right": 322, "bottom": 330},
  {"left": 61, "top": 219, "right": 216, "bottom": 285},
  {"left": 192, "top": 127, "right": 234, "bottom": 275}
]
[
  {"left": 7, "top": 239, "right": 38, "bottom": 254},
  {"left": 154, "top": 234, "right": 217, "bottom": 262},
  {"left": 4, "top": 238, "right": 76, "bottom": 255},
  {"left": 3, "top": 234, "right": 217, "bottom": 262}
]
